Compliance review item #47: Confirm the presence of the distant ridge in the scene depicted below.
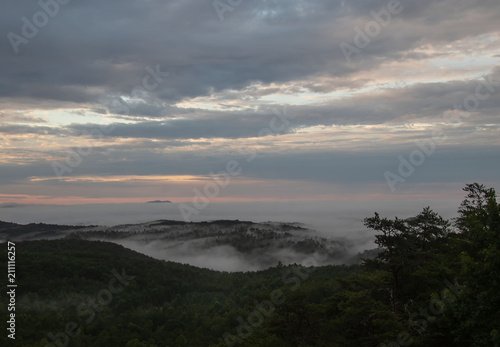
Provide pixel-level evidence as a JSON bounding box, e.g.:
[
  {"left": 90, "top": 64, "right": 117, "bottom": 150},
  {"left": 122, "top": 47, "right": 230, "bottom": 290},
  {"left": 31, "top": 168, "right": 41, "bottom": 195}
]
[
  {"left": 0, "top": 218, "right": 377, "bottom": 269},
  {"left": 146, "top": 200, "right": 172, "bottom": 203}
]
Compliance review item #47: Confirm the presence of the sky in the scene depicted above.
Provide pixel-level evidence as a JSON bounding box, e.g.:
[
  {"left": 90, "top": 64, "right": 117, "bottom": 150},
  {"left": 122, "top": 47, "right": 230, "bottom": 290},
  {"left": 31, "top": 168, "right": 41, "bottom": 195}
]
[{"left": 0, "top": 0, "right": 499, "bottom": 211}]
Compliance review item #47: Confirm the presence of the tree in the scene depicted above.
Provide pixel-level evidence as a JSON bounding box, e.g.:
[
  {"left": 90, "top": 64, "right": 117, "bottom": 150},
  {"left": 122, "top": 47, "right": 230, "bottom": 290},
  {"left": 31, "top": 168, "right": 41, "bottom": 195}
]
[
  {"left": 406, "top": 206, "right": 450, "bottom": 250},
  {"left": 446, "top": 183, "right": 500, "bottom": 346},
  {"left": 364, "top": 213, "right": 409, "bottom": 315},
  {"left": 363, "top": 207, "right": 453, "bottom": 335}
]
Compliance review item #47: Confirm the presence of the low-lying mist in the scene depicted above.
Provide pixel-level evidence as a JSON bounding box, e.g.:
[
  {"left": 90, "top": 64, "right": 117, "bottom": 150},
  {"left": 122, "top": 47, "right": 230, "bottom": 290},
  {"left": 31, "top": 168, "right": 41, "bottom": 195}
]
[{"left": 0, "top": 200, "right": 460, "bottom": 271}]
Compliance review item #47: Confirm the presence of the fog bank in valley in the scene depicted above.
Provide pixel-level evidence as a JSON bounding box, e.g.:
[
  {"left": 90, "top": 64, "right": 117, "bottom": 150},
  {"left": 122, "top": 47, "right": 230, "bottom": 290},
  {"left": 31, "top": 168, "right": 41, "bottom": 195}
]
[{"left": 0, "top": 200, "right": 460, "bottom": 271}]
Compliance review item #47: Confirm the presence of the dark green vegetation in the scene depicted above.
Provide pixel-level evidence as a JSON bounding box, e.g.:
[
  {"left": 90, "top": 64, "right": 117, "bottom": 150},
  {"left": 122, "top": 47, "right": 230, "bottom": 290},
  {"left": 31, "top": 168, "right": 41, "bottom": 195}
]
[
  {"left": 0, "top": 221, "right": 92, "bottom": 240},
  {"left": 0, "top": 183, "right": 499, "bottom": 346},
  {"left": 1, "top": 219, "right": 357, "bottom": 270}
]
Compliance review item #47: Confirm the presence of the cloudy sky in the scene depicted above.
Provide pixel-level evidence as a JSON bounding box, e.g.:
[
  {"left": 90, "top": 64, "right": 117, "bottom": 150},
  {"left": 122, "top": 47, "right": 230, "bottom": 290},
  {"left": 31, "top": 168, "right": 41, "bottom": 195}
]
[{"left": 1, "top": 0, "right": 499, "bottom": 207}]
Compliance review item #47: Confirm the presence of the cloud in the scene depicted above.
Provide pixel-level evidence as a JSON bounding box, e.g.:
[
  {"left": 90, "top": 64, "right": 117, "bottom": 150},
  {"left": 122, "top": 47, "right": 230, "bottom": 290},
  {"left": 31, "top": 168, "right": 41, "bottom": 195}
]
[
  {"left": 0, "top": 0, "right": 498, "bottom": 105},
  {"left": 0, "top": 0, "right": 499, "bottom": 204}
]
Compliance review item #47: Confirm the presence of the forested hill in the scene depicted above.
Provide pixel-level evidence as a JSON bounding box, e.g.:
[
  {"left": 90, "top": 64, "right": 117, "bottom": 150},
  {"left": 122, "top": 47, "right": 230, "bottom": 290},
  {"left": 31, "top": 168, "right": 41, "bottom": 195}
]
[
  {"left": 0, "top": 220, "right": 92, "bottom": 239},
  {"left": 0, "top": 239, "right": 359, "bottom": 346},
  {"left": 0, "top": 219, "right": 370, "bottom": 271},
  {"left": 0, "top": 183, "right": 499, "bottom": 346}
]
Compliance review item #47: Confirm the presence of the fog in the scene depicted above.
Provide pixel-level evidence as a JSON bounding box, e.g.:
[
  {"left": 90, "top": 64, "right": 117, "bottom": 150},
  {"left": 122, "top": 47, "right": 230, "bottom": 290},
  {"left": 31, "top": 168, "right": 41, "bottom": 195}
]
[
  {"left": 0, "top": 199, "right": 461, "bottom": 271},
  {"left": 112, "top": 240, "right": 275, "bottom": 272}
]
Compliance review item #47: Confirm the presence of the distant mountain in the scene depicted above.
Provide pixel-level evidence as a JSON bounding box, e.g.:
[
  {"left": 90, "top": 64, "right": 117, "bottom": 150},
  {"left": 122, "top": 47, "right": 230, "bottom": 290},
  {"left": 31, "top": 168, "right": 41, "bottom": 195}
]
[
  {"left": 0, "top": 219, "right": 376, "bottom": 270},
  {"left": 0, "top": 220, "right": 92, "bottom": 240},
  {"left": 146, "top": 200, "right": 172, "bottom": 203}
]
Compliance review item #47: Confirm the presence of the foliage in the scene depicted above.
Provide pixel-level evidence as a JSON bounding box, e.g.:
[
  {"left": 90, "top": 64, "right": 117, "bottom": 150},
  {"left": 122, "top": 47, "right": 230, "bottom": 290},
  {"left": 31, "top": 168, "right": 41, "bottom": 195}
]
[{"left": 0, "top": 183, "right": 499, "bottom": 346}]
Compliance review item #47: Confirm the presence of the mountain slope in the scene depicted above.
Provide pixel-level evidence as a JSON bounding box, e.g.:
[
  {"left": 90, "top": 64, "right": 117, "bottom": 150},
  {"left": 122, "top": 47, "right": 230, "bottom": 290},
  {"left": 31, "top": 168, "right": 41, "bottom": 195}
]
[{"left": 0, "top": 239, "right": 359, "bottom": 346}]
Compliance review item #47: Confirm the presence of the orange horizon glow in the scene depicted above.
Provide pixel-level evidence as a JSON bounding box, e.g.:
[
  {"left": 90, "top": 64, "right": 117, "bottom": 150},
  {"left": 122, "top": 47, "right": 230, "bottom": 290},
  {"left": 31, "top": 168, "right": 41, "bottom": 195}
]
[{"left": 0, "top": 189, "right": 464, "bottom": 206}]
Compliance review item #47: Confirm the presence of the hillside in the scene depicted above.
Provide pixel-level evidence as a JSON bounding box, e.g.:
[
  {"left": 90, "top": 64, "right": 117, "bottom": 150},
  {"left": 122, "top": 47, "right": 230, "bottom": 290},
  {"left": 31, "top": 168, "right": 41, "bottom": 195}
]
[
  {"left": 1, "top": 183, "right": 499, "bottom": 346},
  {"left": 0, "top": 239, "right": 358, "bottom": 346},
  {"left": 0, "top": 219, "right": 369, "bottom": 271}
]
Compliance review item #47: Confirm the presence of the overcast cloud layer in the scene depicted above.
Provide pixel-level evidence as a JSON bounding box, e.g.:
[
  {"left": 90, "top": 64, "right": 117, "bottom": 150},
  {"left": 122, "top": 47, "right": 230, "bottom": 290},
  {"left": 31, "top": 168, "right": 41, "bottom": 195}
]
[{"left": 0, "top": 0, "right": 499, "bottom": 207}]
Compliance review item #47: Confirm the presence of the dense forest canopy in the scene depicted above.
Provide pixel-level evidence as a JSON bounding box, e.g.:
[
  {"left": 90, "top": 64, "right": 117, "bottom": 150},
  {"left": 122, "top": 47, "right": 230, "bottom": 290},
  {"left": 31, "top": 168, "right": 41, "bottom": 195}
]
[
  {"left": 0, "top": 219, "right": 368, "bottom": 271},
  {"left": 0, "top": 183, "right": 498, "bottom": 346}
]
